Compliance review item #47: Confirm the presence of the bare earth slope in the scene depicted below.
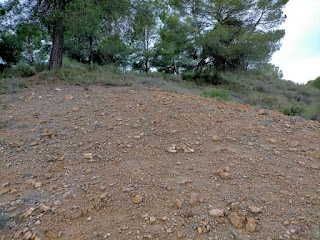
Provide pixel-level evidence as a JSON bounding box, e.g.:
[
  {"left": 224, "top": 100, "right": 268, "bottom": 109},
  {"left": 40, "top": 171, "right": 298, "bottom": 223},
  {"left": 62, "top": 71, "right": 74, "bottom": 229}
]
[{"left": 0, "top": 83, "right": 319, "bottom": 240}]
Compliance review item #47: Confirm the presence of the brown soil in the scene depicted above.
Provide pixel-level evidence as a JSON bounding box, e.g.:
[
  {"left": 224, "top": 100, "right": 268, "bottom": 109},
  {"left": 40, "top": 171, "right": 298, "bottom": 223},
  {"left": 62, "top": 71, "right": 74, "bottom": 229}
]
[{"left": 0, "top": 82, "right": 319, "bottom": 240}]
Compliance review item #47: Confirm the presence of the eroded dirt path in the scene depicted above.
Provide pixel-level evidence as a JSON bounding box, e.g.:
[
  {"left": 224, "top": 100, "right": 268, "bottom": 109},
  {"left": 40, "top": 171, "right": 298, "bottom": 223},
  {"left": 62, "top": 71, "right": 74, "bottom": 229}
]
[{"left": 0, "top": 83, "right": 319, "bottom": 240}]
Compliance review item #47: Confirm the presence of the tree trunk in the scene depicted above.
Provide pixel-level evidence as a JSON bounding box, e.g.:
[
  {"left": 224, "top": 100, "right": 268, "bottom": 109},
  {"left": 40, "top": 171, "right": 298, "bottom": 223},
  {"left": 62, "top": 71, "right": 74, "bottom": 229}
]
[
  {"left": 88, "top": 36, "right": 93, "bottom": 64},
  {"left": 145, "top": 57, "right": 149, "bottom": 74},
  {"left": 49, "top": 17, "right": 64, "bottom": 70}
]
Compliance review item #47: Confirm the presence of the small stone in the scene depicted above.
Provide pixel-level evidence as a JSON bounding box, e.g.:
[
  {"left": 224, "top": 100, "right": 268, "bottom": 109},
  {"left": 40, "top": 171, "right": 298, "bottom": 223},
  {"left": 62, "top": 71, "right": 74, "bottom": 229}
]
[
  {"left": 258, "top": 109, "right": 266, "bottom": 115},
  {"left": 189, "top": 197, "right": 199, "bottom": 206},
  {"left": 217, "top": 217, "right": 225, "bottom": 224},
  {"left": 72, "top": 107, "right": 80, "bottom": 112},
  {"left": 149, "top": 217, "right": 156, "bottom": 223},
  {"left": 175, "top": 199, "right": 183, "bottom": 209},
  {"left": 246, "top": 217, "right": 257, "bottom": 232},
  {"left": 283, "top": 220, "right": 289, "bottom": 226},
  {"left": 167, "top": 145, "right": 177, "bottom": 153},
  {"left": 39, "top": 204, "right": 51, "bottom": 212},
  {"left": 212, "top": 136, "right": 222, "bottom": 142},
  {"left": 209, "top": 209, "right": 224, "bottom": 217},
  {"left": 65, "top": 94, "right": 73, "bottom": 100},
  {"left": 22, "top": 231, "right": 32, "bottom": 240},
  {"left": 161, "top": 216, "right": 168, "bottom": 221},
  {"left": 86, "top": 169, "right": 92, "bottom": 174},
  {"left": 0, "top": 188, "right": 9, "bottom": 195},
  {"left": 45, "top": 173, "right": 53, "bottom": 179},
  {"left": 100, "top": 192, "right": 108, "bottom": 201},
  {"left": 132, "top": 195, "right": 143, "bottom": 204},
  {"left": 214, "top": 170, "right": 231, "bottom": 180},
  {"left": 34, "top": 182, "right": 42, "bottom": 188},
  {"left": 229, "top": 212, "right": 245, "bottom": 228},
  {"left": 267, "top": 237, "right": 272, "bottom": 240},
  {"left": 289, "top": 141, "right": 300, "bottom": 148},
  {"left": 249, "top": 206, "right": 262, "bottom": 214},
  {"left": 87, "top": 217, "right": 92, "bottom": 221},
  {"left": 29, "top": 142, "right": 39, "bottom": 146},
  {"left": 23, "top": 207, "right": 34, "bottom": 217},
  {"left": 197, "top": 227, "right": 202, "bottom": 234},
  {"left": 267, "top": 138, "right": 277, "bottom": 144},
  {"left": 83, "top": 153, "right": 93, "bottom": 159},
  {"left": 177, "top": 232, "right": 183, "bottom": 238}
]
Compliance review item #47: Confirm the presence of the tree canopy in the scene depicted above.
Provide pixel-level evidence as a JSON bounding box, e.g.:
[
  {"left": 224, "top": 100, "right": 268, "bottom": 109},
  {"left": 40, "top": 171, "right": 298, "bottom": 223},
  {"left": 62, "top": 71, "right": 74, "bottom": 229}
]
[{"left": 0, "top": 0, "right": 288, "bottom": 80}]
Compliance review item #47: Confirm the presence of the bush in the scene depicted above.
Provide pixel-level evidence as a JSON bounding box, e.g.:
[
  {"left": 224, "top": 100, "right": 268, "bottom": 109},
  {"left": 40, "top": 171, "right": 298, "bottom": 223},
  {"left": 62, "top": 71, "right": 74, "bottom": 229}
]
[
  {"left": 34, "top": 62, "right": 47, "bottom": 73},
  {"left": 15, "top": 64, "right": 36, "bottom": 77},
  {"left": 203, "top": 88, "right": 231, "bottom": 101},
  {"left": 281, "top": 104, "right": 306, "bottom": 116},
  {"left": 312, "top": 76, "right": 320, "bottom": 89},
  {"left": 244, "top": 93, "right": 284, "bottom": 110}
]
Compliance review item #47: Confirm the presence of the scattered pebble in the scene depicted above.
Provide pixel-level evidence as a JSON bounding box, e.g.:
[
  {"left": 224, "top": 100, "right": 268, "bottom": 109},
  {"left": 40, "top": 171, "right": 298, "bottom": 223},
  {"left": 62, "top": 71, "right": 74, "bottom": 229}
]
[{"left": 132, "top": 195, "right": 143, "bottom": 204}]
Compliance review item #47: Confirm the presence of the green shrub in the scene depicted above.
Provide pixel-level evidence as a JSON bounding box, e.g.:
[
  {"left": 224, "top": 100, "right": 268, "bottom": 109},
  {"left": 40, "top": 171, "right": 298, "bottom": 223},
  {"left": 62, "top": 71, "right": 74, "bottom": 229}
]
[
  {"left": 304, "top": 103, "right": 320, "bottom": 122},
  {"left": 15, "top": 64, "right": 36, "bottom": 77},
  {"left": 34, "top": 62, "right": 47, "bottom": 73},
  {"left": 203, "top": 88, "right": 231, "bottom": 101},
  {"left": 244, "top": 93, "right": 284, "bottom": 110},
  {"left": 312, "top": 76, "right": 320, "bottom": 89},
  {"left": 281, "top": 104, "right": 306, "bottom": 116}
]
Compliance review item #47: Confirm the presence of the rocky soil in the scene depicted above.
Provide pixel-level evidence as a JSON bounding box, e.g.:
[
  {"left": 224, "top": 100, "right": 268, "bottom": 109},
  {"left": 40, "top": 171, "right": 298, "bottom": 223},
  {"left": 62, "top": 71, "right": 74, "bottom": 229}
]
[{"left": 0, "top": 83, "right": 319, "bottom": 240}]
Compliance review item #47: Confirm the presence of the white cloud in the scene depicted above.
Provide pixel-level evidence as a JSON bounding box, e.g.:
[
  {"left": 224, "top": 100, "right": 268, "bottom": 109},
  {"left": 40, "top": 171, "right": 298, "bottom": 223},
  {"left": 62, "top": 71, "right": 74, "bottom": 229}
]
[{"left": 271, "top": 0, "right": 320, "bottom": 83}]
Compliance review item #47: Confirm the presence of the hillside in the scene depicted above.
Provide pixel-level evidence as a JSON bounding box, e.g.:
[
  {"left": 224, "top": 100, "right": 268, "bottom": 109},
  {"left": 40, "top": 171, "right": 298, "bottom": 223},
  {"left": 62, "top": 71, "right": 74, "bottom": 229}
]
[{"left": 0, "top": 80, "right": 319, "bottom": 240}]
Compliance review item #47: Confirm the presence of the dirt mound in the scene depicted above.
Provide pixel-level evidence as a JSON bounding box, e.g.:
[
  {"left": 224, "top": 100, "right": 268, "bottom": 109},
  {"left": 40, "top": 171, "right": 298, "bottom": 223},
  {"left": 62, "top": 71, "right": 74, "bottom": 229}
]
[{"left": 1, "top": 83, "right": 319, "bottom": 240}]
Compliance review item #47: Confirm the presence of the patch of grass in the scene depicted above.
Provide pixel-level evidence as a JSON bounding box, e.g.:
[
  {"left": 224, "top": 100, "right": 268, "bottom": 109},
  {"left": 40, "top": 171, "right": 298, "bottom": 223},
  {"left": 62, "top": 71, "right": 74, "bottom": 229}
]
[
  {"left": 0, "top": 77, "right": 26, "bottom": 94},
  {"left": 54, "top": 58, "right": 132, "bottom": 87},
  {"left": 0, "top": 210, "right": 7, "bottom": 230},
  {"left": 203, "top": 88, "right": 231, "bottom": 101}
]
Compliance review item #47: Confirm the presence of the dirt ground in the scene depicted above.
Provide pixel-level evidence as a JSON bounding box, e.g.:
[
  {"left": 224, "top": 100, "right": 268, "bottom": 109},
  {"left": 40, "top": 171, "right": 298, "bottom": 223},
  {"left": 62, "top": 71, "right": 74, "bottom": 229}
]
[{"left": 0, "top": 82, "right": 319, "bottom": 240}]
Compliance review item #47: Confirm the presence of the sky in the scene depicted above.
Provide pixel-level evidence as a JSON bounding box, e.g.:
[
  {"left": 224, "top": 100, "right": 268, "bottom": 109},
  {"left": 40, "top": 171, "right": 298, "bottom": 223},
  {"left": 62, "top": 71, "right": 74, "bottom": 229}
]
[{"left": 271, "top": 0, "right": 320, "bottom": 84}]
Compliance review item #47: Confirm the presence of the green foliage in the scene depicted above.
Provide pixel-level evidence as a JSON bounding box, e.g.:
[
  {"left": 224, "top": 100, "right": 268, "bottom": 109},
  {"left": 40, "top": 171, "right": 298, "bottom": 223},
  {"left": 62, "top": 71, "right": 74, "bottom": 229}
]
[
  {"left": 0, "top": 31, "right": 23, "bottom": 68},
  {"left": 34, "top": 62, "right": 47, "bottom": 73},
  {"left": 54, "top": 58, "right": 131, "bottom": 86},
  {"left": 153, "top": 14, "right": 195, "bottom": 73},
  {"left": 167, "top": 0, "right": 287, "bottom": 75},
  {"left": 95, "top": 35, "right": 131, "bottom": 66},
  {"left": 130, "top": 0, "right": 159, "bottom": 73},
  {"left": 16, "top": 23, "right": 49, "bottom": 64},
  {"left": 15, "top": 64, "right": 36, "bottom": 77},
  {"left": 281, "top": 104, "right": 306, "bottom": 116},
  {"left": 203, "top": 88, "right": 231, "bottom": 101},
  {"left": 312, "top": 76, "right": 320, "bottom": 89}
]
